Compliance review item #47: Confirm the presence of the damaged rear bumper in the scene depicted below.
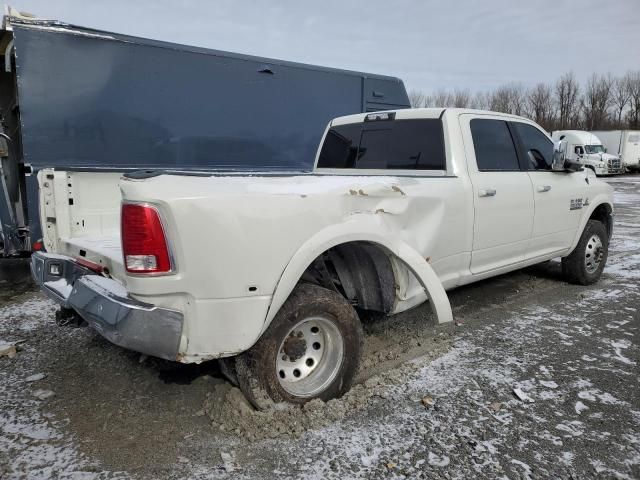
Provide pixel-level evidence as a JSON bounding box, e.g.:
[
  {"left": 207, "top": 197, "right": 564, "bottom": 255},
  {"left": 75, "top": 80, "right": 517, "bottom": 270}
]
[{"left": 30, "top": 251, "right": 183, "bottom": 361}]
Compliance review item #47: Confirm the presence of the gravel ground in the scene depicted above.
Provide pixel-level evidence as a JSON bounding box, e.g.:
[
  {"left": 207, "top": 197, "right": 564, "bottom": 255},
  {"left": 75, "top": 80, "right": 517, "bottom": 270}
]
[{"left": 0, "top": 176, "right": 638, "bottom": 479}]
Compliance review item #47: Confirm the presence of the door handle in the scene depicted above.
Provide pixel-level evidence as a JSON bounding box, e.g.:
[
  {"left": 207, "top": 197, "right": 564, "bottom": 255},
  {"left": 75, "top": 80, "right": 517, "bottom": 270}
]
[
  {"left": 537, "top": 185, "right": 552, "bottom": 192},
  {"left": 478, "top": 189, "right": 496, "bottom": 197}
]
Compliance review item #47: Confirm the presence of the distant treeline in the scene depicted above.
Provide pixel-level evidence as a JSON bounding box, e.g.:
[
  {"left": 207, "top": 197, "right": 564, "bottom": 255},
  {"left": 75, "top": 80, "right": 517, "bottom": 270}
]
[{"left": 409, "top": 71, "right": 640, "bottom": 132}]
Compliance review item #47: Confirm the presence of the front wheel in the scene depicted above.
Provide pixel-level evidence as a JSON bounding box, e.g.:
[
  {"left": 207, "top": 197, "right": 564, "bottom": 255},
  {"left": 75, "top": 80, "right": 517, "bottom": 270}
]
[
  {"left": 562, "top": 219, "right": 609, "bottom": 285},
  {"left": 235, "top": 283, "right": 363, "bottom": 410}
]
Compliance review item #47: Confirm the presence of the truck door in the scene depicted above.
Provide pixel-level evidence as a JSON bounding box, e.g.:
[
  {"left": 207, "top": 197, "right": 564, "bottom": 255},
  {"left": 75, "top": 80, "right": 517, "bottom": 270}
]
[
  {"left": 510, "top": 121, "right": 585, "bottom": 257},
  {"left": 459, "top": 114, "right": 534, "bottom": 274}
]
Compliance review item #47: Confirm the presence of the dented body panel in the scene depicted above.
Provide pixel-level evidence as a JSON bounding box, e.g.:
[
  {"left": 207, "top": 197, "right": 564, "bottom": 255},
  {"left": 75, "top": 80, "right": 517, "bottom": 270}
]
[
  {"left": 34, "top": 108, "right": 614, "bottom": 363},
  {"left": 118, "top": 174, "right": 462, "bottom": 360}
]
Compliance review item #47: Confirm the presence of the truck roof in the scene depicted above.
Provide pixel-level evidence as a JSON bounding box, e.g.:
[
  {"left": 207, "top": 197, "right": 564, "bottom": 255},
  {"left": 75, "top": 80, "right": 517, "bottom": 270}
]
[
  {"left": 330, "top": 108, "right": 536, "bottom": 126},
  {"left": 551, "top": 130, "right": 603, "bottom": 145}
]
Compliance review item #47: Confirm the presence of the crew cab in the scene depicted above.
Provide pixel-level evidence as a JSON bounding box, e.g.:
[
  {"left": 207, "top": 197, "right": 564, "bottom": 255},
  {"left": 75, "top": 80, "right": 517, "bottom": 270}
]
[{"left": 31, "top": 108, "right": 614, "bottom": 408}]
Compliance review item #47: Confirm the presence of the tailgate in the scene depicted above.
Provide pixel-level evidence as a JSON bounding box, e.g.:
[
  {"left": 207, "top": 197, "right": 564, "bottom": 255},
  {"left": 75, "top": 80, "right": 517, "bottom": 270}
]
[{"left": 38, "top": 169, "right": 125, "bottom": 278}]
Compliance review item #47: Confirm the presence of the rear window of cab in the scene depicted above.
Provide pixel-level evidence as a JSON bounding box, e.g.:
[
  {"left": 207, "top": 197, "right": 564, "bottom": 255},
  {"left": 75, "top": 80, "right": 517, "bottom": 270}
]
[{"left": 317, "top": 118, "right": 446, "bottom": 170}]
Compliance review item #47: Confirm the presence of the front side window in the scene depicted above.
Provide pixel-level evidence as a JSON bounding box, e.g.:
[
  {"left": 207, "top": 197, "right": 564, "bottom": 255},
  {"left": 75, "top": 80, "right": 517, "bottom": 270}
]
[
  {"left": 470, "top": 119, "right": 520, "bottom": 171},
  {"left": 317, "top": 119, "right": 446, "bottom": 170},
  {"left": 511, "top": 122, "right": 554, "bottom": 170},
  {"left": 584, "top": 145, "right": 605, "bottom": 154}
]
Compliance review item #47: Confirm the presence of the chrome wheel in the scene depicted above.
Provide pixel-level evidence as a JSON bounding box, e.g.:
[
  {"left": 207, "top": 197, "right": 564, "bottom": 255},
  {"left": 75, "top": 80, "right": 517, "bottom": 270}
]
[
  {"left": 276, "top": 316, "right": 344, "bottom": 397},
  {"left": 584, "top": 234, "right": 604, "bottom": 274}
]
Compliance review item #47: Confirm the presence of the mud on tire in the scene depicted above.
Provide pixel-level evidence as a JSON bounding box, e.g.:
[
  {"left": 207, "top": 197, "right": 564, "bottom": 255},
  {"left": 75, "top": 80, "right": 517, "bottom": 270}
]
[
  {"left": 562, "top": 219, "right": 609, "bottom": 285},
  {"left": 235, "top": 283, "right": 363, "bottom": 410},
  {"left": 218, "top": 357, "right": 239, "bottom": 387}
]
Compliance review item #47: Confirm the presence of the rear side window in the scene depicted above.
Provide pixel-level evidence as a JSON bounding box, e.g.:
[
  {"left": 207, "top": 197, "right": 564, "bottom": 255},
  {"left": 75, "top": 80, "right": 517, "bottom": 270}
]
[
  {"left": 470, "top": 119, "right": 520, "bottom": 171},
  {"left": 317, "top": 119, "right": 446, "bottom": 170},
  {"left": 511, "top": 122, "right": 554, "bottom": 170}
]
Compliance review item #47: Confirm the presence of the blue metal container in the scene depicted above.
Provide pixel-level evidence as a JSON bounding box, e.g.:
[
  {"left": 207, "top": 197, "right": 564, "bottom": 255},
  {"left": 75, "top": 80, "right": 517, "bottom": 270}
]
[{"left": 0, "top": 15, "right": 409, "bottom": 256}]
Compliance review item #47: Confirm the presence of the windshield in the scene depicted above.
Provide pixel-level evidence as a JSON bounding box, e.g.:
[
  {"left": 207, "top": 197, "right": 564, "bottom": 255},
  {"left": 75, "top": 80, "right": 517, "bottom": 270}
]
[{"left": 584, "top": 145, "right": 605, "bottom": 154}]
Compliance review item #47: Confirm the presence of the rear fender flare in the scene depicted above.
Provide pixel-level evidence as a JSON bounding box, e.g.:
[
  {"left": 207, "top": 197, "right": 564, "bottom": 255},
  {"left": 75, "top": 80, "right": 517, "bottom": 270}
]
[{"left": 264, "top": 218, "right": 453, "bottom": 333}]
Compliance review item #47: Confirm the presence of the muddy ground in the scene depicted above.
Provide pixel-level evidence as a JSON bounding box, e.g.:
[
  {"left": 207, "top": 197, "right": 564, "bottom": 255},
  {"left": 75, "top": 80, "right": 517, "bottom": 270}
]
[{"left": 0, "top": 176, "right": 638, "bottom": 479}]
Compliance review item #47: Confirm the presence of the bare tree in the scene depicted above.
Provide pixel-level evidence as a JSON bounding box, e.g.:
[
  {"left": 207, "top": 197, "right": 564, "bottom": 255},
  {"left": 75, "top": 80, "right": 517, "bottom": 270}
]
[
  {"left": 582, "top": 73, "right": 613, "bottom": 130},
  {"left": 408, "top": 89, "right": 427, "bottom": 108},
  {"left": 627, "top": 71, "right": 640, "bottom": 129},
  {"left": 510, "top": 84, "right": 527, "bottom": 116},
  {"left": 490, "top": 86, "right": 511, "bottom": 114},
  {"left": 555, "top": 72, "right": 580, "bottom": 129},
  {"left": 610, "top": 75, "right": 631, "bottom": 127},
  {"left": 490, "top": 83, "right": 526, "bottom": 115},
  {"left": 470, "top": 91, "right": 490, "bottom": 110},
  {"left": 452, "top": 88, "right": 471, "bottom": 108},
  {"left": 413, "top": 71, "right": 640, "bottom": 130},
  {"left": 430, "top": 89, "right": 452, "bottom": 107},
  {"left": 527, "top": 83, "right": 555, "bottom": 130}
]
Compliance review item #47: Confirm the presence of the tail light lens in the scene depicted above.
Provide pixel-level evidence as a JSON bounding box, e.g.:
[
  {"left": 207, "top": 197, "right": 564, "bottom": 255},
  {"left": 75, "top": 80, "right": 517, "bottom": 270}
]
[{"left": 121, "top": 203, "right": 172, "bottom": 274}]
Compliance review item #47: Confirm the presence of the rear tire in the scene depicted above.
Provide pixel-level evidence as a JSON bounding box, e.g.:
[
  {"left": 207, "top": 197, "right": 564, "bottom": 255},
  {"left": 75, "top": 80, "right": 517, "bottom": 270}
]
[
  {"left": 562, "top": 220, "right": 609, "bottom": 285},
  {"left": 218, "top": 357, "right": 239, "bottom": 387},
  {"left": 235, "top": 283, "right": 363, "bottom": 410}
]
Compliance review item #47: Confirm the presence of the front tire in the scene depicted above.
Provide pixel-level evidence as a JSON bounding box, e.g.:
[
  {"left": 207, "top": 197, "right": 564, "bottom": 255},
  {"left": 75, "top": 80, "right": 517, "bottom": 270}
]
[
  {"left": 235, "top": 283, "right": 363, "bottom": 410},
  {"left": 562, "top": 219, "right": 609, "bottom": 285}
]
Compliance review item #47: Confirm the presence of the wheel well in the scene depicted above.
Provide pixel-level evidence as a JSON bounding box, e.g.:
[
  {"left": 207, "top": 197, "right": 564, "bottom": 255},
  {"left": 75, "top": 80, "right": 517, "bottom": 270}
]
[
  {"left": 300, "top": 241, "right": 396, "bottom": 313},
  {"left": 590, "top": 203, "right": 613, "bottom": 239}
]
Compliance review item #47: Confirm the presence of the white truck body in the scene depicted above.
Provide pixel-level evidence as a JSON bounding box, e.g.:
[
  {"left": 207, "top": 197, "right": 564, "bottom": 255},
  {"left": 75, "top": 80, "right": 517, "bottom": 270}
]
[
  {"left": 590, "top": 130, "right": 640, "bottom": 172},
  {"left": 551, "top": 130, "right": 623, "bottom": 175},
  {"left": 32, "top": 108, "right": 614, "bottom": 368}
]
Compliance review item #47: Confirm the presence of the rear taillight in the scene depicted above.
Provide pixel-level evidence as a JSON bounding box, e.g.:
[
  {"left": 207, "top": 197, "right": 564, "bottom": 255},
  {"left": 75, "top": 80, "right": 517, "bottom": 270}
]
[{"left": 121, "top": 203, "right": 172, "bottom": 274}]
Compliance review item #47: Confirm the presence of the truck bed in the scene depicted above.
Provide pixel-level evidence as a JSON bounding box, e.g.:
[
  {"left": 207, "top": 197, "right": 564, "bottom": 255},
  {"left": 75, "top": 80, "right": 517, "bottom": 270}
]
[
  {"left": 63, "top": 233, "right": 122, "bottom": 265},
  {"left": 38, "top": 170, "right": 124, "bottom": 277}
]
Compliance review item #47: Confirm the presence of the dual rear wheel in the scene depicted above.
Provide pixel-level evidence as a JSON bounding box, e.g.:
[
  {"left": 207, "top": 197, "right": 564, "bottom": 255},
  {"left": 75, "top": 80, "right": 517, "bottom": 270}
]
[{"left": 233, "top": 283, "right": 363, "bottom": 410}]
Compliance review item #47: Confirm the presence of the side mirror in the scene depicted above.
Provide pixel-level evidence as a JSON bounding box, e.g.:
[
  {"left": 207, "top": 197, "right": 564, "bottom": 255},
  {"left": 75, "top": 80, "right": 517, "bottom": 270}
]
[
  {"left": 552, "top": 141, "right": 568, "bottom": 171},
  {"left": 552, "top": 140, "right": 583, "bottom": 173}
]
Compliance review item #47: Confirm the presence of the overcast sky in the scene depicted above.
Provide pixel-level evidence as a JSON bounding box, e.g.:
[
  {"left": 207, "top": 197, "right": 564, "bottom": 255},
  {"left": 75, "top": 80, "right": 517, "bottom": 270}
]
[{"left": 7, "top": 0, "right": 640, "bottom": 93}]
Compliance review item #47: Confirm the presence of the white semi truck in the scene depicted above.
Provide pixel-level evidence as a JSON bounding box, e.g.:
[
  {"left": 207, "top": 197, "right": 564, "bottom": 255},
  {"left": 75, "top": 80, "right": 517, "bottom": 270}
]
[
  {"left": 590, "top": 130, "right": 640, "bottom": 173},
  {"left": 551, "top": 131, "right": 623, "bottom": 176}
]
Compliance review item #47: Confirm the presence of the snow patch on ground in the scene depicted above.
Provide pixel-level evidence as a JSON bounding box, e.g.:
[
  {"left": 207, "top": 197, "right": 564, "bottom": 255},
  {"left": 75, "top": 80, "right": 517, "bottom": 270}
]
[{"left": 0, "top": 296, "right": 57, "bottom": 332}]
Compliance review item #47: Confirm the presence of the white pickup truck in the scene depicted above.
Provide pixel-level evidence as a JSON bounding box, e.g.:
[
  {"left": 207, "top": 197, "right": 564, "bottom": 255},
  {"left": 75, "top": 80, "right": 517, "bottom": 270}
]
[{"left": 31, "top": 108, "right": 614, "bottom": 408}]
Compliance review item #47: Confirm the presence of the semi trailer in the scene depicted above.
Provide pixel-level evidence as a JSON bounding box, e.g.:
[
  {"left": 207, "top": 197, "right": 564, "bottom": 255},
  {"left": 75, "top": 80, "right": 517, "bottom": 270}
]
[
  {"left": 0, "top": 9, "right": 410, "bottom": 256},
  {"left": 590, "top": 130, "right": 640, "bottom": 172}
]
